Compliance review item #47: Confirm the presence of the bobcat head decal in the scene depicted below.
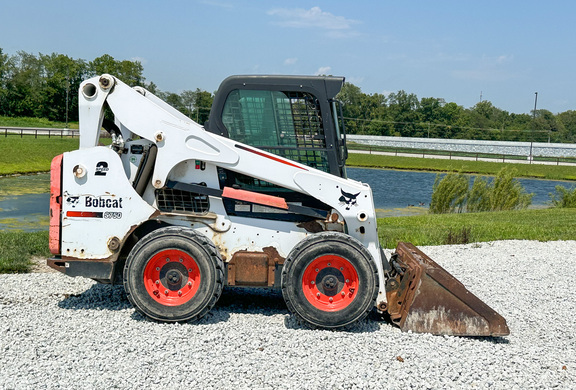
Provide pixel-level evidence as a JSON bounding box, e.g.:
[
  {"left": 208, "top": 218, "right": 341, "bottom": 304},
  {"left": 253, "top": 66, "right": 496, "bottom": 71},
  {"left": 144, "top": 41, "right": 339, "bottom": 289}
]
[{"left": 339, "top": 189, "right": 360, "bottom": 210}]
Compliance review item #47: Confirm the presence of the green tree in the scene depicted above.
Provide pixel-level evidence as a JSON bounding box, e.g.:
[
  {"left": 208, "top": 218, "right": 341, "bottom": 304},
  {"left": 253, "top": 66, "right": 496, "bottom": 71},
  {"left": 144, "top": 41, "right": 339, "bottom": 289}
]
[
  {"left": 465, "top": 168, "right": 533, "bottom": 212},
  {"left": 337, "top": 82, "right": 389, "bottom": 135},
  {"left": 39, "top": 53, "right": 87, "bottom": 121},
  {"left": 3, "top": 51, "right": 44, "bottom": 118},
  {"left": 437, "top": 102, "right": 468, "bottom": 139},
  {"left": 387, "top": 90, "right": 420, "bottom": 137},
  {"left": 550, "top": 186, "right": 576, "bottom": 208},
  {"left": 89, "top": 54, "right": 144, "bottom": 86},
  {"left": 557, "top": 110, "right": 576, "bottom": 142},
  {"left": 429, "top": 173, "right": 469, "bottom": 214},
  {"left": 0, "top": 48, "right": 12, "bottom": 115},
  {"left": 159, "top": 91, "right": 184, "bottom": 112},
  {"left": 192, "top": 89, "right": 213, "bottom": 124}
]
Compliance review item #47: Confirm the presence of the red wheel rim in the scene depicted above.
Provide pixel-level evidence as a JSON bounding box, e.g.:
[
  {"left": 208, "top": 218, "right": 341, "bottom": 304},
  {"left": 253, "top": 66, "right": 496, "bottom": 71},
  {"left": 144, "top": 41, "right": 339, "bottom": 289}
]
[
  {"left": 143, "top": 249, "right": 201, "bottom": 306},
  {"left": 302, "top": 255, "right": 359, "bottom": 312}
]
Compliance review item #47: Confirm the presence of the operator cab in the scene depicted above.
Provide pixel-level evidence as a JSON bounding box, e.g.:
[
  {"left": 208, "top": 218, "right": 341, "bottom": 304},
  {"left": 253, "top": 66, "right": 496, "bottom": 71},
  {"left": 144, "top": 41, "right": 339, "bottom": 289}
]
[
  {"left": 205, "top": 75, "right": 348, "bottom": 178},
  {"left": 204, "top": 75, "right": 348, "bottom": 222}
]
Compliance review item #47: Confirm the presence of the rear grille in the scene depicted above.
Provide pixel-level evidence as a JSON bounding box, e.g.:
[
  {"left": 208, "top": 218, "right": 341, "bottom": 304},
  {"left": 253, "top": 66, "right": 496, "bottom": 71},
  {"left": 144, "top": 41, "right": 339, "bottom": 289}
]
[{"left": 155, "top": 188, "right": 209, "bottom": 214}]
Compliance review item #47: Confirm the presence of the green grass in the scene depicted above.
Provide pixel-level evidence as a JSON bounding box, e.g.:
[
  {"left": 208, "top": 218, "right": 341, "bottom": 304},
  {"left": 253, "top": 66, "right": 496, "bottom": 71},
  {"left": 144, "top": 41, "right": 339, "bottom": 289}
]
[
  {"left": 3, "top": 208, "right": 576, "bottom": 273},
  {"left": 0, "top": 115, "right": 78, "bottom": 129},
  {"left": 347, "top": 153, "right": 576, "bottom": 181},
  {"left": 378, "top": 208, "right": 576, "bottom": 248},
  {"left": 0, "top": 136, "right": 79, "bottom": 175},
  {"left": 2, "top": 128, "right": 576, "bottom": 273},
  {"left": 0, "top": 231, "right": 50, "bottom": 273}
]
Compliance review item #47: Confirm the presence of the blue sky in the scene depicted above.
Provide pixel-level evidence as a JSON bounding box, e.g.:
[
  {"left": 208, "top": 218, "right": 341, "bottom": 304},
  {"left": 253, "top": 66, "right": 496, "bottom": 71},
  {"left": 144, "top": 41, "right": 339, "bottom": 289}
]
[{"left": 2, "top": 0, "right": 575, "bottom": 114}]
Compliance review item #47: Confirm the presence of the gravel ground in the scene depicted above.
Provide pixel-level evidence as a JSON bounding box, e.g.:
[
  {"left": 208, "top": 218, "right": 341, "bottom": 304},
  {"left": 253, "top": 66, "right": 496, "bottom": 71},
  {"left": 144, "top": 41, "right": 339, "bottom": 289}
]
[{"left": 1, "top": 240, "right": 575, "bottom": 389}]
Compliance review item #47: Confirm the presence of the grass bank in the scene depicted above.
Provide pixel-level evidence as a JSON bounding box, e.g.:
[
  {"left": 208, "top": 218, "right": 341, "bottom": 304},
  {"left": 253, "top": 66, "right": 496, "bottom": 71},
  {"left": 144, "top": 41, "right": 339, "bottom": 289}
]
[
  {"left": 3, "top": 208, "right": 576, "bottom": 273},
  {"left": 0, "top": 136, "right": 79, "bottom": 175},
  {"left": 378, "top": 208, "right": 576, "bottom": 248},
  {"left": 0, "top": 115, "right": 78, "bottom": 129},
  {"left": 0, "top": 231, "right": 50, "bottom": 273},
  {"left": 347, "top": 153, "right": 576, "bottom": 181}
]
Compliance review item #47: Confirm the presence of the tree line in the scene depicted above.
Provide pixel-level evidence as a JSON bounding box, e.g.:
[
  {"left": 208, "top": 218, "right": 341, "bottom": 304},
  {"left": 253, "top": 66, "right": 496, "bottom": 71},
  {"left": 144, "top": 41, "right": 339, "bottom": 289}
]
[
  {"left": 338, "top": 83, "right": 576, "bottom": 143},
  {"left": 0, "top": 49, "right": 212, "bottom": 125},
  {"left": 1, "top": 48, "right": 575, "bottom": 143}
]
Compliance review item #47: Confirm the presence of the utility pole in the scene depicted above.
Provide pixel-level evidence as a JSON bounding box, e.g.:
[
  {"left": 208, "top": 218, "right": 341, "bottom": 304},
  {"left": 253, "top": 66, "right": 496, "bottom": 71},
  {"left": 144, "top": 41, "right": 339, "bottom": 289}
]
[
  {"left": 533, "top": 92, "right": 538, "bottom": 121},
  {"left": 65, "top": 71, "right": 70, "bottom": 129},
  {"left": 529, "top": 92, "right": 538, "bottom": 162}
]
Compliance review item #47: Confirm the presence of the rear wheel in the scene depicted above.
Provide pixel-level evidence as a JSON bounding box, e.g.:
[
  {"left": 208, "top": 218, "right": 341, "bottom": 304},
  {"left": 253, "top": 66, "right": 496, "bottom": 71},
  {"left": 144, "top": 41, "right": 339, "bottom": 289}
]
[
  {"left": 123, "top": 227, "right": 223, "bottom": 322},
  {"left": 281, "top": 232, "right": 378, "bottom": 329}
]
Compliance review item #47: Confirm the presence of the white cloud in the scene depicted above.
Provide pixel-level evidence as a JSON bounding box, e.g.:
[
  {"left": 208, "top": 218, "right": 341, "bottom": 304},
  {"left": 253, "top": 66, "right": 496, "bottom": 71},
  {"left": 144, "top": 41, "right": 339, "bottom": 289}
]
[
  {"left": 496, "top": 54, "right": 513, "bottom": 64},
  {"left": 346, "top": 76, "right": 365, "bottom": 85},
  {"left": 315, "top": 66, "right": 332, "bottom": 76},
  {"left": 268, "top": 7, "right": 360, "bottom": 37},
  {"left": 131, "top": 57, "right": 147, "bottom": 64},
  {"left": 452, "top": 54, "right": 517, "bottom": 81},
  {"left": 284, "top": 57, "right": 298, "bottom": 66}
]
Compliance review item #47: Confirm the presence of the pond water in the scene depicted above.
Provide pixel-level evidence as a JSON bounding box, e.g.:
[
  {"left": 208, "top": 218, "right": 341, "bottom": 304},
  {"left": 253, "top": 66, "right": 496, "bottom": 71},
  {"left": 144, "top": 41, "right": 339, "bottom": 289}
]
[
  {"left": 1, "top": 169, "right": 574, "bottom": 231},
  {"left": 0, "top": 173, "right": 50, "bottom": 232},
  {"left": 347, "top": 167, "right": 573, "bottom": 217}
]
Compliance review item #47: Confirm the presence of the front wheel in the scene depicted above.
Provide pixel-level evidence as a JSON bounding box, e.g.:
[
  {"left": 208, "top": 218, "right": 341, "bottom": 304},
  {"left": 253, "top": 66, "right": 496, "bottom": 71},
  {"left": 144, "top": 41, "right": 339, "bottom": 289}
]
[
  {"left": 281, "top": 232, "right": 379, "bottom": 329},
  {"left": 123, "top": 227, "right": 224, "bottom": 322}
]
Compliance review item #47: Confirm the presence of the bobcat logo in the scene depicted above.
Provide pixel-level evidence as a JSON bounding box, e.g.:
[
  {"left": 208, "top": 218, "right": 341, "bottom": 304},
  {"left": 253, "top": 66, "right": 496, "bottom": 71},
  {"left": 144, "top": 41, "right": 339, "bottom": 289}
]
[
  {"left": 66, "top": 196, "right": 80, "bottom": 208},
  {"left": 339, "top": 189, "right": 360, "bottom": 210}
]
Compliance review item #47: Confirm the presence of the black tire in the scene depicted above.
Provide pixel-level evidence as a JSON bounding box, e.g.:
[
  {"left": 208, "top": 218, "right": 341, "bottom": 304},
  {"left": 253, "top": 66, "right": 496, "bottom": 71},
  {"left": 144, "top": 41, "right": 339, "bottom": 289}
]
[
  {"left": 123, "top": 226, "right": 224, "bottom": 322},
  {"left": 281, "top": 232, "right": 379, "bottom": 329}
]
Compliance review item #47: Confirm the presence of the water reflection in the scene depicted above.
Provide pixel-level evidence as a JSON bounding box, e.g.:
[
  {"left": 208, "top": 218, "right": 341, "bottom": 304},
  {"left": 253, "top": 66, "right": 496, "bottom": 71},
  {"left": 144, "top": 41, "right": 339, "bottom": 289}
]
[
  {"left": 0, "top": 174, "right": 50, "bottom": 231},
  {"left": 347, "top": 167, "right": 573, "bottom": 218},
  {"left": 1, "top": 169, "right": 574, "bottom": 231}
]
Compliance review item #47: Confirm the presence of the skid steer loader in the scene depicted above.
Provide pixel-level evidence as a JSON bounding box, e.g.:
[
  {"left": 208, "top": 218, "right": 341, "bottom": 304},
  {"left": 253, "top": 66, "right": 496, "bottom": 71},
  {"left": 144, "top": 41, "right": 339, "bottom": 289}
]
[{"left": 48, "top": 74, "right": 509, "bottom": 336}]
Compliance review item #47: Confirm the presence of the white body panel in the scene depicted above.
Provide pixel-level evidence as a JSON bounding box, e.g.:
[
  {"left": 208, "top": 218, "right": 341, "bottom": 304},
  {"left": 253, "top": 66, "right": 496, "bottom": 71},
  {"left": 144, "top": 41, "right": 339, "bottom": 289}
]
[
  {"left": 61, "top": 147, "right": 156, "bottom": 259},
  {"left": 63, "top": 74, "right": 387, "bottom": 305}
]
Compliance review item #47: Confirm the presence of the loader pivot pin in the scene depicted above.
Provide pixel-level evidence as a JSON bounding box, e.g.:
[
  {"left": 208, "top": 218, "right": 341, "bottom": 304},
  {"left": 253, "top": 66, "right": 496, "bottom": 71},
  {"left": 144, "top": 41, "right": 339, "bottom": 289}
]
[
  {"left": 302, "top": 255, "right": 359, "bottom": 312},
  {"left": 143, "top": 249, "right": 201, "bottom": 306}
]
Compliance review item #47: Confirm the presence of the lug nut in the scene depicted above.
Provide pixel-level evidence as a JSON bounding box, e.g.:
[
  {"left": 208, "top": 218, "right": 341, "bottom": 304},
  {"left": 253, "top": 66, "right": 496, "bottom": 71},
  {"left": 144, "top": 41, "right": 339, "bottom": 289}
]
[
  {"left": 166, "top": 258, "right": 170, "bottom": 262},
  {"left": 327, "top": 263, "right": 331, "bottom": 266},
  {"left": 329, "top": 297, "right": 333, "bottom": 302},
  {"left": 179, "top": 258, "right": 183, "bottom": 263},
  {"left": 164, "top": 290, "right": 169, "bottom": 295},
  {"left": 156, "top": 267, "right": 160, "bottom": 271},
  {"left": 340, "top": 267, "right": 344, "bottom": 271},
  {"left": 155, "top": 280, "right": 160, "bottom": 285},
  {"left": 178, "top": 291, "right": 182, "bottom": 296},
  {"left": 311, "top": 281, "right": 315, "bottom": 285},
  {"left": 187, "top": 281, "right": 192, "bottom": 287},
  {"left": 341, "top": 292, "right": 345, "bottom": 296},
  {"left": 316, "top": 293, "right": 321, "bottom": 297},
  {"left": 345, "top": 279, "right": 350, "bottom": 283},
  {"left": 188, "top": 268, "right": 193, "bottom": 272},
  {"left": 315, "top": 268, "right": 319, "bottom": 272}
]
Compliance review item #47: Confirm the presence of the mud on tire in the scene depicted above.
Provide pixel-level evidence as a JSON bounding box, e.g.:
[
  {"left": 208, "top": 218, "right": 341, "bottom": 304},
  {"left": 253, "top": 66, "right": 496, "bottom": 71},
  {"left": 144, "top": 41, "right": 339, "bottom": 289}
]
[
  {"left": 281, "top": 232, "right": 379, "bottom": 329},
  {"left": 123, "top": 226, "right": 224, "bottom": 322}
]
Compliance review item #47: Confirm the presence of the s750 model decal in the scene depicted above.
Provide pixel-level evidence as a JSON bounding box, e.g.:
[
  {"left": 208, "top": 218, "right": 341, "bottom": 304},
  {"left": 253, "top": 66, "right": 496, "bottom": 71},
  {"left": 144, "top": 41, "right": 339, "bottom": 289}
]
[
  {"left": 67, "top": 211, "right": 102, "bottom": 218},
  {"left": 66, "top": 211, "right": 123, "bottom": 219}
]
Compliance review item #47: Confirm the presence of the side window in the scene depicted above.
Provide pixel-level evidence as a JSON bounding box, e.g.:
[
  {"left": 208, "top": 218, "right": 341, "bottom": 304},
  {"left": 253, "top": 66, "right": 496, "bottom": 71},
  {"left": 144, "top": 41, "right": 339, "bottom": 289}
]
[{"left": 221, "top": 89, "right": 329, "bottom": 172}]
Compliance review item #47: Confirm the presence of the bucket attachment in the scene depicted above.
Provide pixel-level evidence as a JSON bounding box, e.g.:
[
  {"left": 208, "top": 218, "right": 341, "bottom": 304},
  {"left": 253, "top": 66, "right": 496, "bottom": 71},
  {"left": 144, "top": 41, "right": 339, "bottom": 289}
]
[{"left": 384, "top": 242, "right": 509, "bottom": 337}]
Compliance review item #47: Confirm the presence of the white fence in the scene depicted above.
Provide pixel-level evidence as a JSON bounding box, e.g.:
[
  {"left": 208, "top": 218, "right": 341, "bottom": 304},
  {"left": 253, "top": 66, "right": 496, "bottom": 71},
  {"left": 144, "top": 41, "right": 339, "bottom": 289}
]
[
  {"left": 348, "top": 135, "right": 576, "bottom": 158},
  {"left": 2, "top": 127, "right": 79, "bottom": 138}
]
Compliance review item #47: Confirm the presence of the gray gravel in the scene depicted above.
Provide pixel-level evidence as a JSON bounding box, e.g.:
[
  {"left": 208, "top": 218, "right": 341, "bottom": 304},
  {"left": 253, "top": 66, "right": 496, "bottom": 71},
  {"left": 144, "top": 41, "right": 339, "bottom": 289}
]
[{"left": 1, "top": 240, "right": 575, "bottom": 389}]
